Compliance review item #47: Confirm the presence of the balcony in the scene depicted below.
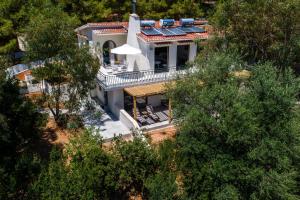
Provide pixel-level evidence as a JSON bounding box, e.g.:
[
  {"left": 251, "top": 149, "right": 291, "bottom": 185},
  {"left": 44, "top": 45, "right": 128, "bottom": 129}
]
[{"left": 97, "top": 66, "right": 195, "bottom": 90}]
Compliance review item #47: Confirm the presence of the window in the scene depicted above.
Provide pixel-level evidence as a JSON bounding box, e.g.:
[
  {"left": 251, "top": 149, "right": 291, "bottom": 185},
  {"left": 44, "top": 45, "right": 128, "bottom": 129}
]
[
  {"left": 102, "top": 40, "right": 117, "bottom": 65},
  {"left": 176, "top": 45, "right": 190, "bottom": 70}
]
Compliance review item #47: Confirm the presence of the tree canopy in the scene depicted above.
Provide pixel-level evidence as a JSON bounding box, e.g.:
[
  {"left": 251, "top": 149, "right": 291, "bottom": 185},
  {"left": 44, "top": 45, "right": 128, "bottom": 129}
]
[
  {"left": 211, "top": 0, "right": 300, "bottom": 67},
  {"left": 169, "top": 53, "right": 300, "bottom": 199},
  {"left": 0, "top": 60, "right": 46, "bottom": 199},
  {"left": 25, "top": 6, "right": 99, "bottom": 122}
]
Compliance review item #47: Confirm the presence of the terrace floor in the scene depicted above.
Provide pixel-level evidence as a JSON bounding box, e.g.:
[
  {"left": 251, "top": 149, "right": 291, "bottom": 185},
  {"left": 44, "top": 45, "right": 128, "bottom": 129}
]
[
  {"left": 81, "top": 106, "right": 131, "bottom": 140},
  {"left": 127, "top": 105, "right": 170, "bottom": 127}
]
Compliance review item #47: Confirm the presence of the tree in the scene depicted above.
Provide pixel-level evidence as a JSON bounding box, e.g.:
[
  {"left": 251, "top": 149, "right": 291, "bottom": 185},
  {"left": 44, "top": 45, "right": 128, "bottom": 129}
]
[
  {"left": 0, "top": 0, "right": 48, "bottom": 55},
  {"left": 0, "top": 60, "right": 46, "bottom": 199},
  {"left": 211, "top": 0, "right": 300, "bottom": 67},
  {"left": 25, "top": 6, "right": 99, "bottom": 122},
  {"left": 59, "top": 0, "right": 115, "bottom": 23},
  {"left": 59, "top": 0, "right": 206, "bottom": 23},
  {"left": 170, "top": 53, "right": 300, "bottom": 199},
  {"left": 112, "top": 136, "right": 159, "bottom": 198},
  {"left": 145, "top": 171, "right": 178, "bottom": 200},
  {"left": 145, "top": 140, "right": 179, "bottom": 200},
  {"left": 30, "top": 130, "right": 118, "bottom": 200}
]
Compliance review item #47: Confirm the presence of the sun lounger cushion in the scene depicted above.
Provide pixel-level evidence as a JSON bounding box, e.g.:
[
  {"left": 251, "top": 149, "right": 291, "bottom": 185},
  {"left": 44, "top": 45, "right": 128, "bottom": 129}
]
[
  {"left": 146, "top": 117, "right": 155, "bottom": 125},
  {"left": 156, "top": 111, "right": 168, "bottom": 121},
  {"left": 146, "top": 105, "right": 159, "bottom": 121}
]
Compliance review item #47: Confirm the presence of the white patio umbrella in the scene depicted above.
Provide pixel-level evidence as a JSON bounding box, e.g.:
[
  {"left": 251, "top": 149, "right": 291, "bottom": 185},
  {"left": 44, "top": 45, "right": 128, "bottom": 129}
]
[{"left": 111, "top": 44, "right": 141, "bottom": 55}]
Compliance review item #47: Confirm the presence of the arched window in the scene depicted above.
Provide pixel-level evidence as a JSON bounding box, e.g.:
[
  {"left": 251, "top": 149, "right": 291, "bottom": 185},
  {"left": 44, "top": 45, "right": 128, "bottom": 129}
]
[{"left": 103, "top": 40, "right": 117, "bottom": 65}]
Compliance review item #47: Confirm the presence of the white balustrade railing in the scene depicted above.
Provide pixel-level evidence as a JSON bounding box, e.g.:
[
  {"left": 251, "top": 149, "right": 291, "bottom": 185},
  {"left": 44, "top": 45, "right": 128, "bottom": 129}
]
[{"left": 97, "top": 67, "right": 194, "bottom": 90}]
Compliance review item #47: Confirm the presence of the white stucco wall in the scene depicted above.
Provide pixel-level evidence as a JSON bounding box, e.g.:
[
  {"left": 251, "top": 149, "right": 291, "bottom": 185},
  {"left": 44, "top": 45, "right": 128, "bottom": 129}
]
[
  {"left": 107, "top": 89, "right": 124, "bottom": 118},
  {"left": 120, "top": 109, "right": 140, "bottom": 130},
  {"left": 135, "top": 40, "right": 151, "bottom": 71},
  {"left": 169, "top": 44, "right": 177, "bottom": 69},
  {"left": 189, "top": 43, "right": 197, "bottom": 61},
  {"left": 92, "top": 32, "right": 127, "bottom": 63},
  {"left": 147, "top": 44, "right": 155, "bottom": 69},
  {"left": 91, "top": 84, "right": 106, "bottom": 104}
]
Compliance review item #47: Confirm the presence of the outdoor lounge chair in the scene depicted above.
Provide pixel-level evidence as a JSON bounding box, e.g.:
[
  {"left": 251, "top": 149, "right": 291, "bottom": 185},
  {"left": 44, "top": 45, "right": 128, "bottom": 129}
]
[
  {"left": 145, "top": 117, "right": 155, "bottom": 125},
  {"left": 155, "top": 111, "right": 168, "bottom": 122},
  {"left": 146, "top": 105, "right": 159, "bottom": 121},
  {"left": 163, "top": 110, "right": 169, "bottom": 117},
  {"left": 133, "top": 108, "right": 147, "bottom": 125}
]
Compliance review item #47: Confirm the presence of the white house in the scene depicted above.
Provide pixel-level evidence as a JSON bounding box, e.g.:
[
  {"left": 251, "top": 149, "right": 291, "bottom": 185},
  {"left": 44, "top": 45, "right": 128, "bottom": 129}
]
[
  {"left": 6, "top": 63, "right": 45, "bottom": 96},
  {"left": 76, "top": 14, "right": 209, "bottom": 130}
]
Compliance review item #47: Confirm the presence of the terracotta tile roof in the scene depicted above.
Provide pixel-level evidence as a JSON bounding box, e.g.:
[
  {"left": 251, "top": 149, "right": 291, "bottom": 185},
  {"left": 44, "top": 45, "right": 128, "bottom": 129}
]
[
  {"left": 93, "top": 28, "right": 128, "bottom": 34},
  {"left": 87, "top": 22, "right": 128, "bottom": 28},
  {"left": 76, "top": 20, "right": 209, "bottom": 41},
  {"left": 76, "top": 22, "right": 129, "bottom": 34},
  {"left": 76, "top": 22, "right": 128, "bottom": 32},
  {"left": 16, "top": 70, "right": 31, "bottom": 81},
  {"left": 137, "top": 32, "right": 209, "bottom": 43}
]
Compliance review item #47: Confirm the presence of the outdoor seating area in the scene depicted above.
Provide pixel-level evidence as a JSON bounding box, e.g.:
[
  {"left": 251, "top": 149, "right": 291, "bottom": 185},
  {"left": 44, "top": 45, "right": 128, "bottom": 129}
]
[
  {"left": 104, "top": 61, "right": 128, "bottom": 74},
  {"left": 124, "top": 82, "right": 172, "bottom": 127},
  {"left": 132, "top": 105, "right": 169, "bottom": 126},
  {"left": 103, "top": 43, "right": 141, "bottom": 74}
]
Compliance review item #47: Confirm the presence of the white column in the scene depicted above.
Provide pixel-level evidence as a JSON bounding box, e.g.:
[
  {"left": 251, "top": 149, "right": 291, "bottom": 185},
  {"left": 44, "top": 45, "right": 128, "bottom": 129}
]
[
  {"left": 189, "top": 43, "right": 197, "bottom": 61},
  {"left": 169, "top": 43, "right": 177, "bottom": 70}
]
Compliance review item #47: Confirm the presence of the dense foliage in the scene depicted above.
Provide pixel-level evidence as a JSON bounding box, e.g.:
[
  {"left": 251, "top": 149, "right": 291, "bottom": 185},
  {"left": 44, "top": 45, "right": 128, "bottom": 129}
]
[
  {"left": 0, "top": 59, "right": 46, "bottom": 199},
  {"left": 1, "top": 0, "right": 300, "bottom": 199},
  {"left": 211, "top": 0, "right": 300, "bottom": 67},
  {"left": 0, "top": 0, "right": 48, "bottom": 55},
  {"left": 169, "top": 53, "right": 300, "bottom": 199},
  {"left": 30, "top": 132, "right": 177, "bottom": 199}
]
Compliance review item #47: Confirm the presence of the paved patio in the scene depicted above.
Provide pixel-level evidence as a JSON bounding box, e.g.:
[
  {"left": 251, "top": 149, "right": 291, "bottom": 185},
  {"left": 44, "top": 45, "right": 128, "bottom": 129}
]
[{"left": 81, "top": 105, "right": 131, "bottom": 140}]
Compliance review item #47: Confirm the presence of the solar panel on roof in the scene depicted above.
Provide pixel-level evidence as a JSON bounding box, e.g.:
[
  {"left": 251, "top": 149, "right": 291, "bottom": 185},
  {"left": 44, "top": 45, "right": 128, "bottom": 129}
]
[
  {"left": 141, "top": 28, "right": 162, "bottom": 36},
  {"left": 178, "top": 26, "right": 206, "bottom": 33},
  {"left": 156, "top": 28, "right": 187, "bottom": 36},
  {"left": 178, "top": 27, "right": 194, "bottom": 33},
  {"left": 158, "top": 28, "right": 175, "bottom": 36},
  {"left": 168, "top": 28, "right": 187, "bottom": 35},
  {"left": 190, "top": 27, "right": 205, "bottom": 33}
]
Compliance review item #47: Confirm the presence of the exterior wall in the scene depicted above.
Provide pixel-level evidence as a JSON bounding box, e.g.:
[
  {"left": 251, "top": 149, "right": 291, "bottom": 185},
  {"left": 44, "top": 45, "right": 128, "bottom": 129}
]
[
  {"left": 148, "top": 44, "right": 155, "bottom": 69},
  {"left": 169, "top": 44, "right": 177, "bottom": 69},
  {"left": 107, "top": 89, "right": 124, "bottom": 118},
  {"left": 189, "top": 43, "right": 197, "bottom": 61},
  {"left": 92, "top": 33, "right": 127, "bottom": 63},
  {"left": 120, "top": 109, "right": 140, "bottom": 130},
  {"left": 136, "top": 40, "right": 152, "bottom": 71},
  {"left": 91, "top": 84, "right": 106, "bottom": 104},
  {"left": 147, "top": 95, "right": 161, "bottom": 107}
]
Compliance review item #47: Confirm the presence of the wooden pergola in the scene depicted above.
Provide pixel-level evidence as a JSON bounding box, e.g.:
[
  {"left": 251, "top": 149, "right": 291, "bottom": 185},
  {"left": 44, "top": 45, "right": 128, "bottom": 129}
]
[{"left": 124, "top": 82, "right": 172, "bottom": 123}]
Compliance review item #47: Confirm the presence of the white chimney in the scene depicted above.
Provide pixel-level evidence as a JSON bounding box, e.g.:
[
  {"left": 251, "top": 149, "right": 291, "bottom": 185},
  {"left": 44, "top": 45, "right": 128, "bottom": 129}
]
[
  {"left": 126, "top": 14, "right": 142, "bottom": 71},
  {"left": 126, "top": 14, "right": 140, "bottom": 48}
]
